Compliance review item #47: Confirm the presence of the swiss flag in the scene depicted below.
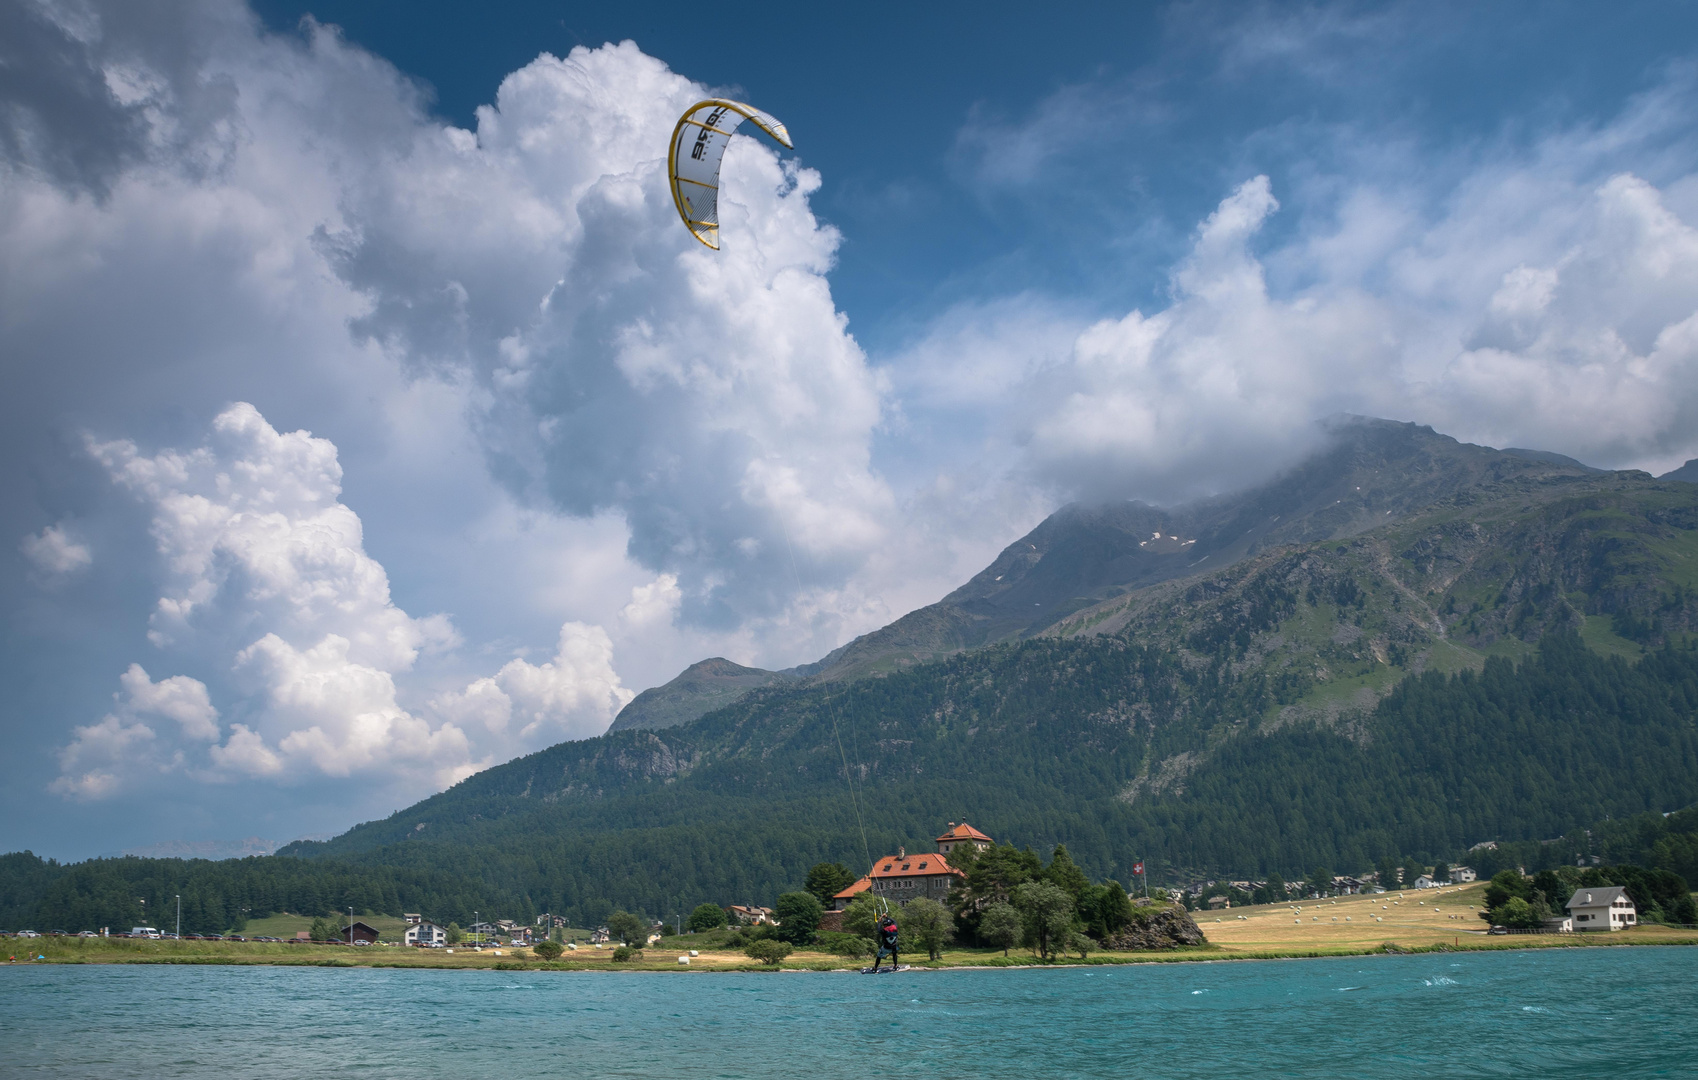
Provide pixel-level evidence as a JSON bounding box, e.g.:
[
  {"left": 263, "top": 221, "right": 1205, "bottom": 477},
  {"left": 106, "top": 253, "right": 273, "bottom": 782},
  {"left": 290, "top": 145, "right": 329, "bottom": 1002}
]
[{"left": 1133, "top": 861, "right": 1145, "bottom": 876}]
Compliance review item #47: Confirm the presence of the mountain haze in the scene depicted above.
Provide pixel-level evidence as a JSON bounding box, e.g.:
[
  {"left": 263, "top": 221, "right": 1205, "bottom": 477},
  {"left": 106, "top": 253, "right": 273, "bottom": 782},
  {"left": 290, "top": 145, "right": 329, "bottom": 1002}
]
[
  {"left": 616, "top": 417, "right": 1645, "bottom": 725},
  {"left": 267, "top": 418, "right": 1698, "bottom": 923}
]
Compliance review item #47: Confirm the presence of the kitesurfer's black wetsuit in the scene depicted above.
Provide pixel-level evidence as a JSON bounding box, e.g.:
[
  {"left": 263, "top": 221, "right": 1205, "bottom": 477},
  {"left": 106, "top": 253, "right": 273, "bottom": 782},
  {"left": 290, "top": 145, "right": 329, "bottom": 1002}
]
[{"left": 872, "top": 919, "right": 899, "bottom": 971}]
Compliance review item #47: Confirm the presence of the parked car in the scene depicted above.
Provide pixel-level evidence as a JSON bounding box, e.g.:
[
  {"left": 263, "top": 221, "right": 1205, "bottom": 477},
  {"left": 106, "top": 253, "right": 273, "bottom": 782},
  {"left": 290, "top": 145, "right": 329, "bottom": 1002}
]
[
  {"left": 1488, "top": 925, "right": 1508, "bottom": 935},
  {"left": 77, "top": 931, "right": 97, "bottom": 937},
  {"left": 17, "top": 931, "right": 40, "bottom": 938}
]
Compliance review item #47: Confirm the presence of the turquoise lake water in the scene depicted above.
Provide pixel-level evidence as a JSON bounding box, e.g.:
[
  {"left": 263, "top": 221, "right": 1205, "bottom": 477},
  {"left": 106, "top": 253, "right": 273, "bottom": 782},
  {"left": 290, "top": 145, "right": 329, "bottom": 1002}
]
[{"left": 3, "top": 947, "right": 1694, "bottom": 1077}]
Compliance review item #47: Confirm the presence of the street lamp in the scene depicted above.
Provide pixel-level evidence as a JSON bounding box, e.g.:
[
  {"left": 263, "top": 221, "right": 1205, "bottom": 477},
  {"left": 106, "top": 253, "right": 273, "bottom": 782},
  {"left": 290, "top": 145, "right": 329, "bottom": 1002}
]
[
  {"left": 175, "top": 895, "right": 181, "bottom": 940},
  {"left": 348, "top": 906, "right": 354, "bottom": 946}
]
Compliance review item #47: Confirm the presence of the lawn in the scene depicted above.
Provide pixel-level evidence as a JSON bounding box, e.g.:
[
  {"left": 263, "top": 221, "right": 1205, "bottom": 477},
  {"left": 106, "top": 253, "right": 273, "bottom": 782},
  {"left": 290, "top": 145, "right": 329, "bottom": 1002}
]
[{"left": 10, "top": 894, "right": 1695, "bottom": 972}]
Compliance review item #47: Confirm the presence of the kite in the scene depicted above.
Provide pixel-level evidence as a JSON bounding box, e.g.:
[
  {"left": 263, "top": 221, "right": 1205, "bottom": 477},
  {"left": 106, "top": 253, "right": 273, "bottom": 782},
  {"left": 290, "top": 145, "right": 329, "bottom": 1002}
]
[{"left": 668, "top": 99, "right": 792, "bottom": 250}]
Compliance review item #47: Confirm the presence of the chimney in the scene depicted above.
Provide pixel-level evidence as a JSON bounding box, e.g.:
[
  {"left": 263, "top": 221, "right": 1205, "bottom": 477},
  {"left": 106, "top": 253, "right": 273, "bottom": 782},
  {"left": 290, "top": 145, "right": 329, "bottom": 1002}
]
[{"left": 898, "top": 846, "right": 906, "bottom": 859}]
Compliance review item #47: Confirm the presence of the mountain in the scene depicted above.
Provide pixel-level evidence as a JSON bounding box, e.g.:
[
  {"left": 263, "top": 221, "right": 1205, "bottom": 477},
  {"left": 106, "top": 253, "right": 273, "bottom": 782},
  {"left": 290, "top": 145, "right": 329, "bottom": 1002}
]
[
  {"left": 118, "top": 837, "right": 284, "bottom": 860},
  {"left": 1664, "top": 458, "right": 1698, "bottom": 484},
  {"left": 617, "top": 417, "right": 1638, "bottom": 726},
  {"left": 609, "top": 657, "right": 795, "bottom": 732},
  {"left": 260, "top": 419, "right": 1698, "bottom": 926},
  {"left": 818, "top": 417, "right": 1599, "bottom": 679}
]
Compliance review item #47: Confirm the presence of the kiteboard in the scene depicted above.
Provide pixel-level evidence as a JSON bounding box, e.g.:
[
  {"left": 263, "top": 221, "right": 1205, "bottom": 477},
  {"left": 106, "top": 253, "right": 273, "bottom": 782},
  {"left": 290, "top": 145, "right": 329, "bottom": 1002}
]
[{"left": 860, "top": 964, "right": 910, "bottom": 975}]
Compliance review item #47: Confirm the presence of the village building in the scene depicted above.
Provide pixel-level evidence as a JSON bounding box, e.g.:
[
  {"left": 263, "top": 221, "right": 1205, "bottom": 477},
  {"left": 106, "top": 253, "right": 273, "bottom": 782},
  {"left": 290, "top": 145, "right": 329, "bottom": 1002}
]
[
  {"left": 1413, "top": 875, "right": 1435, "bottom": 889},
  {"left": 868, "top": 848, "right": 961, "bottom": 906},
  {"left": 403, "top": 914, "right": 422, "bottom": 925},
  {"left": 726, "top": 905, "right": 777, "bottom": 925},
  {"left": 830, "top": 875, "right": 872, "bottom": 912},
  {"left": 1449, "top": 867, "right": 1477, "bottom": 883},
  {"left": 934, "top": 822, "right": 993, "bottom": 857},
  {"left": 344, "top": 921, "right": 381, "bottom": 944},
  {"left": 1566, "top": 886, "right": 1637, "bottom": 931},
  {"left": 404, "top": 921, "right": 446, "bottom": 947},
  {"left": 825, "top": 822, "right": 991, "bottom": 921}
]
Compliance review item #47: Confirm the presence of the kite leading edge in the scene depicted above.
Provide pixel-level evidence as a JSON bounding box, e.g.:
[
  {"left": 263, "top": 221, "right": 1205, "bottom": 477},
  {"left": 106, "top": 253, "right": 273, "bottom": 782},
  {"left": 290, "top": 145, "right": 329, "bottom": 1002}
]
[{"left": 668, "top": 99, "right": 793, "bottom": 250}]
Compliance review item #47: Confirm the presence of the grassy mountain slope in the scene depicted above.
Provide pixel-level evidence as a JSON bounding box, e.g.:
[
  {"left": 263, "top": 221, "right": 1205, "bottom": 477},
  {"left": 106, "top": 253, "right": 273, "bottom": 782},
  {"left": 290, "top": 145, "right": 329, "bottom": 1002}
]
[
  {"left": 267, "top": 441, "right": 1698, "bottom": 923},
  {"left": 613, "top": 418, "right": 1631, "bottom": 726},
  {"left": 609, "top": 657, "right": 796, "bottom": 732}
]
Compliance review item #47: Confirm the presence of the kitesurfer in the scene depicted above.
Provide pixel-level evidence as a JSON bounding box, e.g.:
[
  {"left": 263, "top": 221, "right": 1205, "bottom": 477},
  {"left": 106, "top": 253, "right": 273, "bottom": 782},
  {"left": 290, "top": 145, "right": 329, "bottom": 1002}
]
[{"left": 870, "top": 913, "right": 899, "bottom": 972}]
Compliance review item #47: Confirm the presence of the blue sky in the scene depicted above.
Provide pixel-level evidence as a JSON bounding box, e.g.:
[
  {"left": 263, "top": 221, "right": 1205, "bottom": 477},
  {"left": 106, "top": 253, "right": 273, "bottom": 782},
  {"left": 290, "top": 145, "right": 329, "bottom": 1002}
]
[
  {"left": 5, "top": 0, "right": 1698, "bottom": 858},
  {"left": 250, "top": 0, "right": 1698, "bottom": 348}
]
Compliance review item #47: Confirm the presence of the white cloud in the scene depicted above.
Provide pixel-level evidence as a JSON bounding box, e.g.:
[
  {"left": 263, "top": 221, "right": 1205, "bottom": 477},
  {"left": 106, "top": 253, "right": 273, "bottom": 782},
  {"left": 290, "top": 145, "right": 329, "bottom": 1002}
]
[
  {"left": 48, "top": 662, "right": 214, "bottom": 800},
  {"left": 49, "top": 714, "right": 156, "bottom": 801},
  {"left": 621, "top": 573, "right": 681, "bottom": 628},
  {"left": 119, "top": 663, "right": 219, "bottom": 741},
  {"left": 20, "top": 523, "right": 92, "bottom": 577},
  {"left": 431, "top": 621, "right": 631, "bottom": 745},
  {"left": 60, "top": 402, "right": 630, "bottom": 797},
  {"left": 960, "top": 157, "right": 1698, "bottom": 502}
]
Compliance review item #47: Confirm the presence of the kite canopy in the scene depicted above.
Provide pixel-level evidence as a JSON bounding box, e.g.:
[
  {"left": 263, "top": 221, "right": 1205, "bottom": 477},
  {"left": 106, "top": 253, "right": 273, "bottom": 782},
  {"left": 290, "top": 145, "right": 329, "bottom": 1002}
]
[{"left": 668, "top": 99, "right": 793, "bottom": 250}]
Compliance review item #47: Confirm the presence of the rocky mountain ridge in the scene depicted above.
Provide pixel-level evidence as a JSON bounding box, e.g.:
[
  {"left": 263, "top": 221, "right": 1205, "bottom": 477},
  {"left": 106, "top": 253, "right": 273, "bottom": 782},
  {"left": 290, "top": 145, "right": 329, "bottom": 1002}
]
[{"left": 615, "top": 418, "right": 1688, "bottom": 731}]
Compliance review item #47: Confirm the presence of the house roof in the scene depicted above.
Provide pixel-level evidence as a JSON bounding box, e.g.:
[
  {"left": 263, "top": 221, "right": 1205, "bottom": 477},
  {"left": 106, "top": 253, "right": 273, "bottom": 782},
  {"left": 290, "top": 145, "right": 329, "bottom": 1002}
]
[
  {"left": 935, "top": 822, "right": 993, "bottom": 845},
  {"left": 833, "top": 876, "right": 872, "bottom": 900},
  {"left": 869, "top": 853, "right": 963, "bottom": 880},
  {"left": 1566, "top": 886, "right": 1632, "bottom": 910}
]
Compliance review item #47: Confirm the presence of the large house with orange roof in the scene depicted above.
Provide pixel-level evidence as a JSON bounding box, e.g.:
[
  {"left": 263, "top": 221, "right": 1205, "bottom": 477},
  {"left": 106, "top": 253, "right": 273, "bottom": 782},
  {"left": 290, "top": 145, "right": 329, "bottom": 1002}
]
[{"left": 828, "top": 822, "right": 995, "bottom": 912}]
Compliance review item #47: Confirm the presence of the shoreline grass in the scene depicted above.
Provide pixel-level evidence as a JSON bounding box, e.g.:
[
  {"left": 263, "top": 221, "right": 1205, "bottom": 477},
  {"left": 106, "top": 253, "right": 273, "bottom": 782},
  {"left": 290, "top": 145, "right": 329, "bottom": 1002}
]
[{"left": 6, "top": 924, "right": 1695, "bottom": 973}]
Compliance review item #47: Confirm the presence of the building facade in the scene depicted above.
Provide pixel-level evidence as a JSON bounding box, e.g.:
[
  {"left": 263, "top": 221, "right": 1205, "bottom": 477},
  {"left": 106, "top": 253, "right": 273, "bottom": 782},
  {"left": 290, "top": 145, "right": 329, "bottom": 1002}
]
[
  {"left": 1566, "top": 886, "right": 1636, "bottom": 931},
  {"left": 405, "top": 921, "right": 446, "bottom": 946}
]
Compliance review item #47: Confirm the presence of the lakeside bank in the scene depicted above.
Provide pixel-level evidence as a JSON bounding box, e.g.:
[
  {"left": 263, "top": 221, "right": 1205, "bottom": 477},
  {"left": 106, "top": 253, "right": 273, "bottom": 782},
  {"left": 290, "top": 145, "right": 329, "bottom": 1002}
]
[
  {"left": 11, "top": 882, "right": 1695, "bottom": 972},
  {"left": 9, "top": 924, "right": 1697, "bottom": 973}
]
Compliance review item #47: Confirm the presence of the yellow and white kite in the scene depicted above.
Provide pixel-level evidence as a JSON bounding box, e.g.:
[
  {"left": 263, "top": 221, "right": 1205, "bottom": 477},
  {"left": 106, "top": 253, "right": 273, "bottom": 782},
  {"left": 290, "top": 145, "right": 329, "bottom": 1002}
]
[{"left": 668, "top": 99, "right": 792, "bottom": 250}]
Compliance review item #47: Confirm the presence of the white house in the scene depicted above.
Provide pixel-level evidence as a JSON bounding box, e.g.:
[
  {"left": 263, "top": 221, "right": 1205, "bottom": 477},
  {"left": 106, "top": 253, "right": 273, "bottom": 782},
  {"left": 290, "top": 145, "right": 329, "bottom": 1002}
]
[
  {"left": 1413, "top": 875, "right": 1435, "bottom": 889},
  {"left": 405, "top": 921, "right": 446, "bottom": 946},
  {"left": 1566, "top": 886, "right": 1636, "bottom": 931},
  {"left": 1450, "top": 867, "right": 1477, "bottom": 883}
]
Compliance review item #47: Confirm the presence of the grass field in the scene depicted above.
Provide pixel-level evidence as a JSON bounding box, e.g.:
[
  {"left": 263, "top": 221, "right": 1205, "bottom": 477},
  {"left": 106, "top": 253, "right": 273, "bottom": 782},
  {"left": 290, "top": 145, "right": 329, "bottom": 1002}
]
[
  {"left": 237, "top": 913, "right": 413, "bottom": 941},
  {"left": 8, "top": 887, "right": 1696, "bottom": 972}
]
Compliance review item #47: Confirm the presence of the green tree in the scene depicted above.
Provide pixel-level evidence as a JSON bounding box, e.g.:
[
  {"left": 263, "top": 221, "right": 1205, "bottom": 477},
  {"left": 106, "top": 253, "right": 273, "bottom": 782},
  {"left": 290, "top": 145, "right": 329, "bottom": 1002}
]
[
  {"left": 896, "top": 897, "right": 955, "bottom": 960},
  {"left": 686, "top": 903, "right": 727, "bottom": 932},
  {"left": 308, "top": 916, "right": 333, "bottom": 942},
  {"left": 1491, "top": 896, "right": 1541, "bottom": 929},
  {"left": 1376, "top": 856, "right": 1400, "bottom": 893},
  {"left": 606, "top": 910, "right": 647, "bottom": 945},
  {"left": 1079, "top": 883, "right": 1133, "bottom": 939},
  {"left": 1069, "top": 930, "right": 1093, "bottom": 959},
  {"left": 840, "top": 893, "right": 884, "bottom": 940},
  {"left": 744, "top": 940, "right": 792, "bottom": 965},
  {"left": 446, "top": 922, "right": 463, "bottom": 944},
  {"left": 960, "top": 844, "right": 1043, "bottom": 906},
  {"left": 773, "top": 891, "right": 823, "bottom": 945},
  {"left": 1433, "top": 861, "right": 1450, "bottom": 884},
  {"left": 1044, "top": 845, "right": 1091, "bottom": 900},
  {"left": 1012, "top": 879, "right": 1075, "bottom": 961},
  {"left": 1482, "top": 870, "right": 1533, "bottom": 911},
  {"left": 814, "top": 931, "right": 871, "bottom": 959},
  {"left": 978, "top": 901, "right": 1022, "bottom": 956},
  {"left": 532, "top": 939, "right": 564, "bottom": 961},
  {"left": 1307, "top": 866, "right": 1333, "bottom": 898},
  {"left": 804, "top": 863, "right": 857, "bottom": 906},
  {"left": 1260, "top": 872, "right": 1287, "bottom": 905}
]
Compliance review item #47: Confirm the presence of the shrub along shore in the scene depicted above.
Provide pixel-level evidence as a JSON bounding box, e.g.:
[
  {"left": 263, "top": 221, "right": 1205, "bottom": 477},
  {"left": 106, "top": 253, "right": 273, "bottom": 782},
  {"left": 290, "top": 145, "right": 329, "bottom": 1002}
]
[{"left": 8, "top": 924, "right": 1696, "bottom": 972}]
